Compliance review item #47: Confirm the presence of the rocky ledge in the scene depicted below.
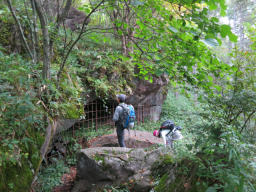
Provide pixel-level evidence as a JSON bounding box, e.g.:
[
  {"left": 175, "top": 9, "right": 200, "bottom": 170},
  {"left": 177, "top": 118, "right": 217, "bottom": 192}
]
[{"left": 71, "top": 147, "right": 169, "bottom": 192}]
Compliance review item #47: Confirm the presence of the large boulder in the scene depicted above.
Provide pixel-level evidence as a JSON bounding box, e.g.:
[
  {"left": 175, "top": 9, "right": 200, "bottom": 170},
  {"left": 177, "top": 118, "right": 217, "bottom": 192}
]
[
  {"left": 65, "top": 7, "right": 90, "bottom": 31},
  {"left": 127, "top": 74, "right": 169, "bottom": 122},
  {"left": 72, "top": 147, "right": 170, "bottom": 192}
]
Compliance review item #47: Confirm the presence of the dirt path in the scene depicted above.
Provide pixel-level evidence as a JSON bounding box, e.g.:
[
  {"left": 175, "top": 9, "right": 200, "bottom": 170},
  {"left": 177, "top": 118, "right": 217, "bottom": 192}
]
[{"left": 88, "top": 130, "right": 163, "bottom": 148}]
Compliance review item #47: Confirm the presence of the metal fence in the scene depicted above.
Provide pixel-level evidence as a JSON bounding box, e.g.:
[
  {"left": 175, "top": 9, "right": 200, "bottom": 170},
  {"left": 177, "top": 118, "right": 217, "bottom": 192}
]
[
  {"left": 48, "top": 101, "right": 154, "bottom": 161},
  {"left": 71, "top": 100, "right": 152, "bottom": 133}
]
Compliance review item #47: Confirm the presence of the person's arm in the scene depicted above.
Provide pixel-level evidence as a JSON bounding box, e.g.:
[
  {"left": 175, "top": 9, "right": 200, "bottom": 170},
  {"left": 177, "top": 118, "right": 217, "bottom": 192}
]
[
  {"left": 160, "top": 130, "right": 169, "bottom": 147},
  {"left": 113, "top": 106, "right": 122, "bottom": 122}
]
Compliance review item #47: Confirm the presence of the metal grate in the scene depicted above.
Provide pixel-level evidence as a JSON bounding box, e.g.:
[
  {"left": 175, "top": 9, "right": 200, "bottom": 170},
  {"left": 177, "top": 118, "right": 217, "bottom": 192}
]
[{"left": 70, "top": 100, "right": 153, "bottom": 135}]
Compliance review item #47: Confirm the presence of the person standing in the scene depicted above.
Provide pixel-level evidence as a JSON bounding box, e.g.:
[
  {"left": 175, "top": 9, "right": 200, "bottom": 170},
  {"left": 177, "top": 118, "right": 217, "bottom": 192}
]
[{"left": 113, "top": 94, "right": 127, "bottom": 147}]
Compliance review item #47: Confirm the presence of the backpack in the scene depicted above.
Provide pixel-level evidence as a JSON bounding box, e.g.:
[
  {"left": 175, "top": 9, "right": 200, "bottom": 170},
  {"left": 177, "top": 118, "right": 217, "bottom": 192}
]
[
  {"left": 160, "top": 120, "right": 175, "bottom": 130},
  {"left": 119, "top": 104, "right": 136, "bottom": 128}
]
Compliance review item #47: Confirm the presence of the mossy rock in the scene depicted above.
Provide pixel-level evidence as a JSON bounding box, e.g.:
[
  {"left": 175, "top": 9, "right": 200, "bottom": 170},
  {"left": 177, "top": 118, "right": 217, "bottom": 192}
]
[
  {"left": 0, "top": 160, "right": 33, "bottom": 191},
  {"left": 0, "top": 130, "right": 43, "bottom": 192}
]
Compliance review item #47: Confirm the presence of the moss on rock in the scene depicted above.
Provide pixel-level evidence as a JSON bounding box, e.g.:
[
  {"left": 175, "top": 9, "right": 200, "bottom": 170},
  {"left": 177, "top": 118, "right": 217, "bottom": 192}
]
[{"left": 0, "top": 129, "right": 43, "bottom": 192}]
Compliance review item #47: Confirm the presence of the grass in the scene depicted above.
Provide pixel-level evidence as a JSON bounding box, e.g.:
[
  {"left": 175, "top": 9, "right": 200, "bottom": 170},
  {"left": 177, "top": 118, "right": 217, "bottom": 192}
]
[
  {"left": 135, "top": 119, "right": 161, "bottom": 132},
  {"left": 73, "top": 124, "right": 114, "bottom": 140}
]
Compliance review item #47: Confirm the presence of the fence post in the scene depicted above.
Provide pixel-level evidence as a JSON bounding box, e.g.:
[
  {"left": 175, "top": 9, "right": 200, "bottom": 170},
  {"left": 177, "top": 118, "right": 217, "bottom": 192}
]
[
  {"left": 138, "top": 106, "right": 140, "bottom": 125},
  {"left": 112, "top": 102, "right": 115, "bottom": 128},
  {"left": 95, "top": 101, "right": 98, "bottom": 131},
  {"left": 142, "top": 105, "right": 144, "bottom": 123}
]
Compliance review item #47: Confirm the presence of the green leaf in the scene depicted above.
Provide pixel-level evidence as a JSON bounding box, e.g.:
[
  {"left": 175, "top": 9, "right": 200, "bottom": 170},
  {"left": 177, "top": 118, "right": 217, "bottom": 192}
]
[
  {"left": 208, "top": 1, "right": 218, "bottom": 10},
  {"left": 208, "top": 75, "right": 213, "bottom": 82},
  {"left": 214, "top": 85, "right": 222, "bottom": 92},
  {"left": 220, "top": 24, "right": 231, "bottom": 38},
  {"left": 228, "top": 33, "right": 238, "bottom": 42},
  {"left": 211, "top": 17, "right": 219, "bottom": 23},
  {"left": 206, "top": 186, "right": 217, "bottom": 192},
  {"left": 169, "top": 26, "right": 178, "bottom": 33}
]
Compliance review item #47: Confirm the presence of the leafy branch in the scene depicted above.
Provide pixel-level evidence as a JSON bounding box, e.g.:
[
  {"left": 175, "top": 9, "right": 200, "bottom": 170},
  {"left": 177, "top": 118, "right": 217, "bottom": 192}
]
[{"left": 57, "top": 0, "right": 106, "bottom": 82}]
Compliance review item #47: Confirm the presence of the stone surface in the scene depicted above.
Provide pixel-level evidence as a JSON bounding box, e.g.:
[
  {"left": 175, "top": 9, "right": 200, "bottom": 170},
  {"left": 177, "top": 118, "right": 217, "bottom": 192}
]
[
  {"left": 127, "top": 74, "right": 169, "bottom": 122},
  {"left": 55, "top": 119, "right": 78, "bottom": 134},
  {"left": 65, "top": 7, "right": 90, "bottom": 31},
  {"left": 72, "top": 147, "right": 168, "bottom": 192}
]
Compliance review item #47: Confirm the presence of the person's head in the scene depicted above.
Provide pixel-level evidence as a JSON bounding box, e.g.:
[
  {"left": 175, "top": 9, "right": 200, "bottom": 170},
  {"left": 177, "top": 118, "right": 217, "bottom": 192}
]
[
  {"left": 116, "top": 94, "right": 126, "bottom": 103},
  {"left": 153, "top": 130, "right": 159, "bottom": 137}
]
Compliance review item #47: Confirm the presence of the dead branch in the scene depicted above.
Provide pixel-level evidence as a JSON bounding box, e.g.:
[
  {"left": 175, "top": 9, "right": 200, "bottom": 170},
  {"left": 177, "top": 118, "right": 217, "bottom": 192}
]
[{"left": 240, "top": 110, "right": 255, "bottom": 133}]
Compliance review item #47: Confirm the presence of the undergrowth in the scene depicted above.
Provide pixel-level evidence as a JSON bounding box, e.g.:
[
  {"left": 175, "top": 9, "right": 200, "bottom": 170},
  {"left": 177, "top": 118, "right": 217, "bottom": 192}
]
[
  {"left": 35, "top": 124, "right": 114, "bottom": 191},
  {"left": 151, "top": 90, "right": 256, "bottom": 192},
  {"left": 36, "top": 160, "right": 69, "bottom": 192}
]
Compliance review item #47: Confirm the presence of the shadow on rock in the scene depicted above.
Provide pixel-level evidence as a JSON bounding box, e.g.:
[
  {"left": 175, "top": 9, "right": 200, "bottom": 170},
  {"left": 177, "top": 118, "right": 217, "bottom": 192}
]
[{"left": 71, "top": 147, "right": 170, "bottom": 192}]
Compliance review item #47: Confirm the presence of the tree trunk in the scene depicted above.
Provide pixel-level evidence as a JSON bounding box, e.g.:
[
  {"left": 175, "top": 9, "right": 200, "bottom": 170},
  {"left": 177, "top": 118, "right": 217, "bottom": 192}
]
[{"left": 34, "top": 0, "right": 51, "bottom": 79}]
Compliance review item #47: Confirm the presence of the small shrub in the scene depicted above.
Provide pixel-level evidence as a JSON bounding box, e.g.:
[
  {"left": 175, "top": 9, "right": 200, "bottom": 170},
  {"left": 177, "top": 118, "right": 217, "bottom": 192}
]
[{"left": 36, "top": 160, "right": 69, "bottom": 192}]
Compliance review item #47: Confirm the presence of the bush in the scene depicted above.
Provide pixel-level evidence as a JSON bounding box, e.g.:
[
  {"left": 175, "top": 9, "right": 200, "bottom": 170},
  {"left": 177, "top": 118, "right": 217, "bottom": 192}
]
[
  {"left": 152, "top": 89, "right": 256, "bottom": 192},
  {"left": 0, "top": 52, "right": 44, "bottom": 191}
]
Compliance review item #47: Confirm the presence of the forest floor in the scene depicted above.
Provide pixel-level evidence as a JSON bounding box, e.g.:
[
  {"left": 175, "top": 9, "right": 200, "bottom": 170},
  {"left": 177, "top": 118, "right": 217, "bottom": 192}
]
[
  {"left": 53, "top": 130, "right": 163, "bottom": 192},
  {"left": 88, "top": 130, "right": 163, "bottom": 148}
]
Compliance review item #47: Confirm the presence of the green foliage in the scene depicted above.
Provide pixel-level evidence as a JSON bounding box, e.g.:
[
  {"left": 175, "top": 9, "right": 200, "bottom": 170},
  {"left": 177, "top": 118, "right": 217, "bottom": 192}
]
[
  {"left": 151, "top": 154, "right": 175, "bottom": 179},
  {"left": 135, "top": 120, "right": 161, "bottom": 132},
  {"left": 72, "top": 33, "right": 135, "bottom": 97},
  {"left": 70, "top": 125, "right": 113, "bottom": 140},
  {"left": 46, "top": 70, "right": 84, "bottom": 119},
  {"left": 36, "top": 160, "right": 69, "bottom": 192},
  {"left": 0, "top": 48, "right": 84, "bottom": 191},
  {"left": 0, "top": 52, "right": 44, "bottom": 191},
  {"left": 152, "top": 85, "right": 255, "bottom": 191},
  {"left": 1, "top": 1, "right": 254, "bottom": 192},
  {"left": 73, "top": 0, "right": 238, "bottom": 95},
  {"left": 102, "top": 0, "right": 236, "bottom": 91}
]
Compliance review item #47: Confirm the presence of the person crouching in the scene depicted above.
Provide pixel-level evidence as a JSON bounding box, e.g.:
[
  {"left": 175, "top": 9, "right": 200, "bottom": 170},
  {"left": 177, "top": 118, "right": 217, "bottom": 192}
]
[{"left": 153, "top": 120, "right": 183, "bottom": 147}]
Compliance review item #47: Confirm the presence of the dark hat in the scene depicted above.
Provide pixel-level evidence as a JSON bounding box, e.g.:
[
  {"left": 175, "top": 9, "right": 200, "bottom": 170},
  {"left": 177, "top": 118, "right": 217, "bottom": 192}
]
[{"left": 116, "top": 94, "right": 126, "bottom": 102}]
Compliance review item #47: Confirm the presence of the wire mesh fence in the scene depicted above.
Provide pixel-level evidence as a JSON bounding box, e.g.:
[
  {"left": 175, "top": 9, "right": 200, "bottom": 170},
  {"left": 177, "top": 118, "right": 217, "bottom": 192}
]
[
  {"left": 69, "top": 100, "right": 153, "bottom": 136},
  {"left": 47, "top": 101, "right": 155, "bottom": 161}
]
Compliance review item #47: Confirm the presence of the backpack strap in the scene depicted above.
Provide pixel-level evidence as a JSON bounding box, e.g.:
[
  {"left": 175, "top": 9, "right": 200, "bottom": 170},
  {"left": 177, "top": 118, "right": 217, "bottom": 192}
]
[
  {"left": 166, "top": 130, "right": 172, "bottom": 137},
  {"left": 159, "top": 128, "right": 172, "bottom": 138}
]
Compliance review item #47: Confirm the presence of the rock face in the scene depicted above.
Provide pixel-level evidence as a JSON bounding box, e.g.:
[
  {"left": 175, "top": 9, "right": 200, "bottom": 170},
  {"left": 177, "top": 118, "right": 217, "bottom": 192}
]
[
  {"left": 65, "top": 7, "right": 90, "bottom": 31},
  {"left": 127, "top": 75, "right": 169, "bottom": 122},
  {"left": 55, "top": 119, "right": 78, "bottom": 134},
  {"left": 72, "top": 147, "right": 168, "bottom": 192}
]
